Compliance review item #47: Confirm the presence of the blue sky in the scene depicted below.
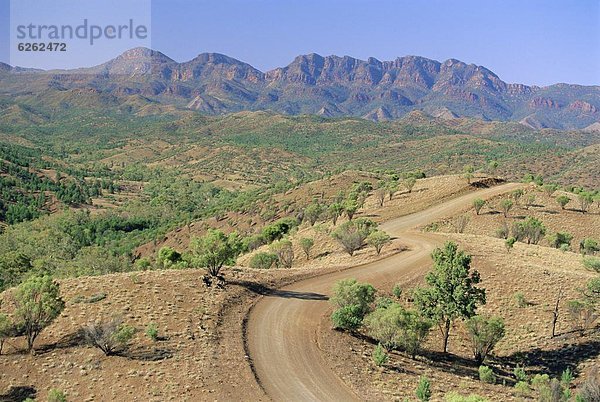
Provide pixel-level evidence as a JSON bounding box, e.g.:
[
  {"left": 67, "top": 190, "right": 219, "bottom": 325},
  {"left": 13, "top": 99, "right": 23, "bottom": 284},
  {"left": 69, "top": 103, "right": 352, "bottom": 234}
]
[{"left": 1, "top": 0, "right": 599, "bottom": 86}]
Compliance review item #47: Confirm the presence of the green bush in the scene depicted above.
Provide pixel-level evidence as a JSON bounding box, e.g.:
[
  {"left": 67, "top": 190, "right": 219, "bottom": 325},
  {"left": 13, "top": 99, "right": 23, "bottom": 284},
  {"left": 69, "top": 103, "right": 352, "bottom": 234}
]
[
  {"left": 580, "top": 238, "right": 599, "bottom": 255},
  {"left": 514, "top": 291, "right": 529, "bottom": 308},
  {"left": 145, "top": 323, "right": 159, "bottom": 341},
  {"left": 478, "top": 365, "right": 496, "bottom": 384},
  {"left": 48, "top": 389, "right": 67, "bottom": 402},
  {"left": 262, "top": 217, "right": 299, "bottom": 243},
  {"left": 514, "top": 365, "right": 528, "bottom": 382},
  {"left": 465, "top": 315, "right": 505, "bottom": 364},
  {"left": 548, "top": 232, "right": 573, "bottom": 249},
  {"left": 249, "top": 252, "right": 278, "bottom": 269},
  {"left": 372, "top": 343, "right": 388, "bottom": 367},
  {"left": 583, "top": 257, "right": 600, "bottom": 273},
  {"left": 332, "top": 218, "right": 377, "bottom": 256},
  {"left": 416, "top": 376, "right": 432, "bottom": 402},
  {"left": 330, "top": 278, "right": 376, "bottom": 330},
  {"left": 392, "top": 284, "right": 402, "bottom": 299}
]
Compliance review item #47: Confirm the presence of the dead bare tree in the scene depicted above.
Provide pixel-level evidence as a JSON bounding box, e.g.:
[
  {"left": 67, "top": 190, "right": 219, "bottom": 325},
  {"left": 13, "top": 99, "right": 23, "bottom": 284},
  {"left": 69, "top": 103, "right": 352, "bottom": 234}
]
[{"left": 551, "top": 287, "right": 563, "bottom": 338}]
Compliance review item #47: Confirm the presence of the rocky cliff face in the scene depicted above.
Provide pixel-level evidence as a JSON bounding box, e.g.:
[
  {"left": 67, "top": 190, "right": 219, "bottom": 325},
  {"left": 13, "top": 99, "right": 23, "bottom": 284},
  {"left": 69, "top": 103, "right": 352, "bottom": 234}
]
[{"left": 1, "top": 47, "right": 598, "bottom": 129}]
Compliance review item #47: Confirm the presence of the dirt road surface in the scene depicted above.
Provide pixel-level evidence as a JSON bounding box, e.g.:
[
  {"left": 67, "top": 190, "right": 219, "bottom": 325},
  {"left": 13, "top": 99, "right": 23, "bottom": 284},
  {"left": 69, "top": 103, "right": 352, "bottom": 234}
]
[{"left": 246, "top": 183, "right": 521, "bottom": 401}]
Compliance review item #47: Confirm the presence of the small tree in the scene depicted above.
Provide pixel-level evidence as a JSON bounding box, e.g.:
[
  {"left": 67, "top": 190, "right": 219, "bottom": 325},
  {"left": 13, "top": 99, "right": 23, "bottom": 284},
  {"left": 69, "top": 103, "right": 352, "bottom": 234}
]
[
  {"left": 556, "top": 195, "right": 570, "bottom": 210},
  {"left": 299, "top": 237, "right": 315, "bottom": 260},
  {"left": 465, "top": 315, "right": 505, "bottom": 364},
  {"left": 404, "top": 177, "right": 417, "bottom": 194},
  {"left": 500, "top": 199, "right": 513, "bottom": 218},
  {"left": 372, "top": 343, "right": 388, "bottom": 367},
  {"left": 479, "top": 365, "right": 496, "bottom": 384},
  {"left": 330, "top": 278, "right": 376, "bottom": 331},
  {"left": 13, "top": 275, "right": 65, "bottom": 352},
  {"left": 543, "top": 184, "right": 558, "bottom": 197},
  {"left": 579, "top": 192, "right": 594, "bottom": 214},
  {"left": 505, "top": 237, "right": 516, "bottom": 253},
  {"left": 414, "top": 242, "right": 486, "bottom": 353},
  {"left": 305, "top": 202, "right": 325, "bottom": 226},
  {"left": 270, "top": 239, "right": 294, "bottom": 268},
  {"left": 157, "top": 246, "right": 182, "bottom": 268},
  {"left": 191, "top": 229, "right": 242, "bottom": 277},
  {"left": 473, "top": 198, "right": 486, "bottom": 215},
  {"left": 375, "top": 187, "right": 387, "bottom": 207},
  {"left": 0, "top": 313, "right": 15, "bottom": 355},
  {"left": 580, "top": 238, "right": 599, "bottom": 255},
  {"left": 84, "top": 317, "right": 135, "bottom": 356},
  {"left": 453, "top": 215, "right": 470, "bottom": 233},
  {"left": 387, "top": 181, "right": 399, "bottom": 200},
  {"left": 332, "top": 218, "right": 377, "bottom": 256},
  {"left": 366, "top": 230, "right": 391, "bottom": 255},
  {"left": 463, "top": 165, "right": 475, "bottom": 184},
  {"left": 328, "top": 202, "right": 344, "bottom": 225},
  {"left": 344, "top": 199, "right": 359, "bottom": 221},
  {"left": 518, "top": 217, "right": 546, "bottom": 245}
]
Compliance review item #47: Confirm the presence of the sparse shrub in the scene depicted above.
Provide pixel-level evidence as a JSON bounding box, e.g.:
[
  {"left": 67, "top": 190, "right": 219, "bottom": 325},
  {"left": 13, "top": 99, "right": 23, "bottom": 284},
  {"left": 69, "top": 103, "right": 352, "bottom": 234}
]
[
  {"left": 372, "top": 343, "right": 388, "bottom": 367},
  {"left": 473, "top": 198, "right": 485, "bottom": 215},
  {"left": 511, "top": 189, "right": 524, "bottom": 205},
  {"left": 392, "top": 284, "right": 402, "bottom": 299},
  {"left": 548, "top": 232, "right": 573, "bottom": 250},
  {"left": 249, "top": 252, "right": 278, "bottom": 269},
  {"left": 524, "top": 194, "right": 536, "bottom": 210},
  {"left": 145, "top": 323, "right": 159, "bottom": 341},
  {"left": 14, "top": 275, "right": 65, "bottom": 352},
  {"left": 84, "top": 317, "right": 135, "bottom": 356},
  {"left": 465, "top": 315, "right": 505, "bottom": 364},
  {"left": 47, "top": 389, "right": 67, "bottom": 402},
  {"left": 500, "top": 199, "right": 513, "bottom": 218},
  {"left": 416, "top": 376, "right": 432, "bottom": 402},
  {"left": 270, "top": 239, "right": 294, "bottom": 268},
  {"left": 577, "top": 367, "right": 600, "bottom": 402},
  {"left": 404, "top": 177, "right": 417, "bottom": 194},
  {"left": 495, "top": 221, "right": 509, "bottom": 239},
  {"left": 556, "top": 195, "right": 570, "bottom": 210},
  {"left": 505, "top": 237, "right": 516, "bottom": 253},
  {"left": 330, "top": 278, "right": 376, "bottom": 330},
  {"left": 514, "top": 291, "right": 529, "bottom": 308},
  {"left": 583, "top": 257, "right": 600, "bottom": 273},
  {"left": 299, "top": 237, "right": 315, "bottom": 260},
  {"left": 242, "top": 234, "right": 266, "bottom": 252},
  {"left": 453, "top": 215, "right": 470, "bottom": 233},
  {"left": 332, "top": 218, "right": 377, "bottom": 256},
  {"left": 0, "top": 313, "right": 16, "bottom": 355},
  {"left": 375, "top": 187, "right": 387, "bottom": 207},
  {"left": 191, "top": 229, "right": 242, "bottom": 277},
  {"left": 479, "top": 365, "right": 496, "bottom": 384},
  {"left": 567, "top": 300, "right": 597, "bottom": 335},
  {"left": 514, "top": 365, "right": 528, "bottom": 382},
  {"left": 444, "top": 393, "right": 488, "bottom": 402},
  {"left": 514, "top": 381, "right": 530, "bottom": 395},
  {"left": 366, "top": 230, "right": 391, "bottom": 255},
  {"left": 543, "top": 184, "right": 558, "bottom": 197},
  {"left": 580, "top": 238, "right": 599, "bottom": 256},
  {"left": 531, "top": 373, "right": 550, "bottom": 390}
]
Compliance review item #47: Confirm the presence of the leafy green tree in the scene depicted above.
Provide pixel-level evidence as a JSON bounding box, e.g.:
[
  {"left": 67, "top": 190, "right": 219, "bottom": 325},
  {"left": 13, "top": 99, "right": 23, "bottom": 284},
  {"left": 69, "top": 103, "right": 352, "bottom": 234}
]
[
  {"left": 14, "top": 275, "right": 65, "bottom": 352},
  {"left": 387, "top": 181, "right": 399, "bottom": 200},
  {"left": 0, "top": 313, "right": 15, "bottom": 355},
  {"left": 414, "top": 242, "right": 486, "bottom": 353},
  {"left": 330, "top": 278, "right": 376, "bottom": 330},
  {"left": 344, "top": 199, "right": 359, "bottom": 221},
  {"left": 487, "top": 160, "right": 499, "bottom": 175},
  {"left": 556, "top": 195, "right": 570, "bottom": 210},
  {"left": 262, "top": 217, "right": 298, "bottom": 243},
  {"left": 0, "top": 251, "right": 32, "bottom": 291},
  {"left": 580, "top": 238, "right": 599, "bottom": 255},
  {"left": 366, "top": 230, "right": 391, "bottom": 255},
  {"left": 328, "top": 202, "right": 345, "bottom": 225},
  {"left": 515, "top": 217, "right": 546, "bottom": 245},
  {"left": 473, "top": 198, "right": 485, "bottom": 215},
  {"left": 500, "top": 199, "right": 513, "bottom": 218},
  {"left": 463, "top": 165, "right": 475, "bottom": 184},
  {"left": 191, "top": 229, "right": 242, "bottom": 276},
  {"left": 465, "top": 315, "right": 505, "bottom": 364},
  {"left": 304, "top": 202, "right": 325, "bottom": 226},
  {"left": 299, "top": 237, "right": 315, "bottom": 260}
]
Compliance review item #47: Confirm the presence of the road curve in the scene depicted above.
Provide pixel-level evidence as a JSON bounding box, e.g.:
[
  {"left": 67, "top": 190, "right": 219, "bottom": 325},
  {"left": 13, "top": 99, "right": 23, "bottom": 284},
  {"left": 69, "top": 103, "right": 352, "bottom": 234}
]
[{"left": 246, "top": 183, "right": 521, "bottom": 401}]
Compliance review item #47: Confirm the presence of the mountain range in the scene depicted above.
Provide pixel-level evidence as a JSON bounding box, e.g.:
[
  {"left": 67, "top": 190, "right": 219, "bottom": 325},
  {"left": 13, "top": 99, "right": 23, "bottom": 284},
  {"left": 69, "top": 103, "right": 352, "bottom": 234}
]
[{"left": 1, "top": 47, "right": 599, "bottom": 130}]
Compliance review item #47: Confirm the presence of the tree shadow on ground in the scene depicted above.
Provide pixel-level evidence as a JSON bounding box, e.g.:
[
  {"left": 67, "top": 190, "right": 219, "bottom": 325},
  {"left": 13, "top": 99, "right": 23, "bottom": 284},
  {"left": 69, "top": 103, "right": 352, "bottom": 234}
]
[
  {"left": 124, "top": 346, "right": 174, "bottom": 361},
  {"left": 35, "top": 328, "right": 86, "bottom": 354},
  {"left": 229, "top": 279, "right": 328, "bottom": 301},
  {"left": 0, "top": 386, "right": 36, "bottom": 402}
]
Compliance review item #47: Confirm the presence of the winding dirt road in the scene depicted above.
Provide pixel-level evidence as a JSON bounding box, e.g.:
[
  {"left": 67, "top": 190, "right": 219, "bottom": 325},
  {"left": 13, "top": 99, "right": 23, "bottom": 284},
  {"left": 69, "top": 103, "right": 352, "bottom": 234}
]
[{"left": 246, "top": 183, "right": 520, "bottom": 401}]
